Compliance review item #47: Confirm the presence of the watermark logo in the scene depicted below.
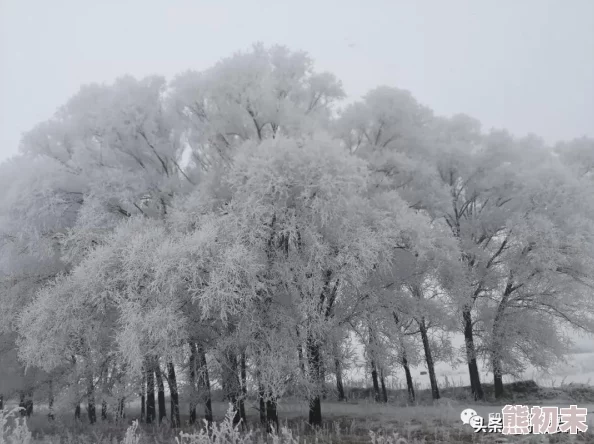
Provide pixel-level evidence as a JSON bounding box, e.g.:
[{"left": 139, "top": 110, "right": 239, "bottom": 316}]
[
  {"left": 460, "top": 408, "right": 478, "bottom": 425},
  {"left": 461, "top": 405, "right": 588, "bottom": 435}
]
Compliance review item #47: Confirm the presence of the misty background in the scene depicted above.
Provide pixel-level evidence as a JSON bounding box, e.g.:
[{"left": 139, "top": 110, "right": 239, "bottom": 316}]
[{"left": 1, "top": 0, "right": 593, "bottom": 388}]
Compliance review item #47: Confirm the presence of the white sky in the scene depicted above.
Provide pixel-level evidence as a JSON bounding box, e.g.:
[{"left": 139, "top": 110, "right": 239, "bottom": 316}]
[{"left": 1, "top": 0, "right": 593, "bottom": 163}]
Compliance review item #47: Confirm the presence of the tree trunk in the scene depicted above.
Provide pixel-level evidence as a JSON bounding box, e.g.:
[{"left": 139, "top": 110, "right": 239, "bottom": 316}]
[
  {"left": 47, "top": 379, "right": 55, "bottom": 421},
  {"left": 70, "top": 355, "right": 81, "bottom": 421},
  {"left": 87, "top": 373, "right": 96, "bottom": 424},
  {"left": 25, "top": 390, "right": 33, "bottom": 417},
  {"left": 297, "top": 347, "right": 306, "bottom": 376},
  {"left": 493, "top": 357, "right": 504, "bottom": 399},
  {"left": 0, "top": 394, "right": 3, "bottom": 411},
  {"left": 419, "top": 318, "right": 440, "bottom": 400},
  {"left": 154, "top": 359, "right": 167, "bottom": 424},
  {"left": 146, "top": 362, "right": 156, "bottom": 424},
  {"left": 48, "top": 394, "right": 55, "bottom": 420},
  {"left": 224, "top": 354, "right": 244, "bottom": 427},
  {"left": 492, "top": 288, "right": 512, "bottom": 400},
  {"left": 296, "top": 326, "right": 306, "bottom": 376},
  {"left": 379, "top": 368, "right": 388, "bottom": 403},
  {"left": 266, "top": 395, "right": 279, "bottom": 433},
  {"left": 402, "top": 354, "right": 415, "bottom": 403},
  {"left": 19, "top": 391, "right": 33, "bottom": 417},
  {"left": 239, "top": 353, "right": 247, "bottom": 426},
  {"left": 463, "top": 308, "right": 484, "bottom": 401},
  {"left": 225, "top": 366, "right": 240, "bottom": 426},
  {"left": 368, "top": 323, "right": 383, "bottom": 403},
  {"left": 19, "top": 392, "right": 25, "bottom": 417},
  {"left": 167, "top": 362, "right": 181, "bottom": 429},
  {"left": 254, "top": 349, "right": 265, "bottom": 424},
  {"left": 492, "top": 322, "right": 505, "bottom": 399},
  {"left": 117, "top": 397, "right": 125, "bottom": 420},
  {"left": 258, "top": 381, "right": 266, "bottom": 425},
  {"left": 320, "top": 361, "right": 327, "bottom": 400},
  {"left": 335, "top": 357, "right": 346, "bottom": 401},
  {"left": 370, "top": 360, "right": 381, "bottom": 402},
  {"left": 197, "top": 345, "right": 213, "bottom": 424},
  {"left": 189, "top": 343, "right": 198, "bottom": 425},
  {"left": 101, "top": 400, "right": 108, "bottom": 421},
  {"left": 393, "top": 311, "right": 415, "bottom": 403},
  {"left": 140, "top": 367, "right": 146, "bottom": 423},
  {"left": 306, "top": 335, "right": 323, "bottom": 427}
]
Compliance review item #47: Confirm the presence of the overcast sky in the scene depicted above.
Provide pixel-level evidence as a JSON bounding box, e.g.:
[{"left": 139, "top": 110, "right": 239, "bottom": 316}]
[{"left": 1, "top": 0, "right": 593, "bottom": 163}]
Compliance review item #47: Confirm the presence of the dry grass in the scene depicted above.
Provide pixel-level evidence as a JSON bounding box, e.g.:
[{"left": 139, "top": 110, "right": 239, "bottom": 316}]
[
  {"left": 3, "top": 381, "right": 594, "bottom": 443},
  {"left": 3, "top": 399, "right": 593, "bottom": 444}
]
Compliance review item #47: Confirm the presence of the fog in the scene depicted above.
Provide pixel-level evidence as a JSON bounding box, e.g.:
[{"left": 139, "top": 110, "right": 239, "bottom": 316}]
[{"left": 2, "top": 0, "right": 593, "bottom": 162}]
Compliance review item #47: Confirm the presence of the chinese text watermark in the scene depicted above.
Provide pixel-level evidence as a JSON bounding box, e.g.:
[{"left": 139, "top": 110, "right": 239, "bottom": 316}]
[{"left": 460, "top": 405, "right": 588, "bottom": 434}]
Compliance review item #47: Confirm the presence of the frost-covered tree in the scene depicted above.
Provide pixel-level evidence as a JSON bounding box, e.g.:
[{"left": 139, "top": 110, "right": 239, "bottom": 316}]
[
  {"left": 169, "top": 43, "right": 345, "bottom": 171},
  {"left": 10, "top": 74, "right": 199, "bottom": 423},
  {"left": 4, "top": 42, "right": 594, "bottom": 430},
  {"left": 0, "top": 154, "right": 85, "bottom": 415},
  {"left": 555, "top": 137, "right": 594, "bottom": 178},
  {"left": 480, "top": 155, "right": 594, "bottom": 397},
  {"left": 187, "top": 134, "right": 435, "bottom": 425}
]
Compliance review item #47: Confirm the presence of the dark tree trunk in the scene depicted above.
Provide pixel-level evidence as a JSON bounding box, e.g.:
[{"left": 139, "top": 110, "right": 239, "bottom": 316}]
[
  {"left": 297, "top": 339, "right": 306, "bottom": 376},
  {"left": 308, "top": 395, "right": 322, "bottom": 427},
  {"left": 368, "top": 324, "right": 382, "bottom": 403},
  {"left": 402, "top": 354, "right": 415, "bottom": 403},
  {"left": 239, "top": 353, "right": 247, "bottom": 426},
  {"left": 320, "top": 361, "right": 327, "bottom": 400},
  {"left": 419, "top": 319, "right": 440, "bottom": 400},
  {"left": 221, "top": 371, "right": 230, "bottom": 401},
  {"left": 146, "top": 362, "right": 156, "bottom": 424},
  {"left": 140, "top": 393, "right": 145, "bottom": 423},
  {"left": 100, "top": 369, "right": 109, "bottom": 422},
  {"left": 493, "top": 357, "right": 504, "bottom": 399},
  {"left": 463, "top": 308, "right": 484, "bottom": 401},
  {"left": 19, "top": 391, "right": 33, "bottom": 417},
  {"left": 87, "top": 374, "right": 96, "bottom": 424},
  {"left": 306, "top": 335, "right": 323, "bottom": 427},
  {"left": 224, "top": 354, "right": 244, "bottom": 427},
  {"left": 0, "top": 394, "right": 3, "bottom": 411},
  {"left": 117, "top": 397, "right": 125, "bottom": 420},
  {"left": 197, "top": 345, "right": 213, "bottom": 424},
  {"left": 19, "top": 392, "right": 25, "bottom": 417},
  {"left": 71, "top": 355, "right": 81, "bottom": 421},
  {"left": 167, "top": 362, "right": 181, "bottom": 429},
  {"left": 335, "top": 357, "right": 346, "bottom": 401},
  {"left": 492, "top": 324, "right": 504, "bottom": 400},
  {"left": 47, "top": 380, "right": 54, "bottom": 420},
  {"left": 266, "top": 395, "right": 279, "bottom": 433},
  {"left": 101, "top": 400, "right": 108, "bottom": 421},
  {"left": 189, "top": 343, "right": 198, "bottom": 425},
  {"left": 393, "top": 311, "right": 415, "bottom": 403},
  {"left": 254, "top": 344, "right": 265, "bottom": 425},
  {"left": 492, "top": 290, "right": 511, "bottom": 400},
  {"left": 140, "top": 367, "right": 146, "bottom": 423},
  {"left": 258, "top": 381, "right": 266, "bottom": 425},
  {"left": 154, "top": 360, "right": 167, "bottom": 424},
  {"left": 370, "top": 360, "right": 381, "bottom": 402},
  {"left": 379, "top": 368, "right": 388, "bottom": 403},
  {"left": 223, "top": 372, "right": 240, "bottom": 426},
  {"left": 25, "top": 390, "right": 33, "bottom": 417}
]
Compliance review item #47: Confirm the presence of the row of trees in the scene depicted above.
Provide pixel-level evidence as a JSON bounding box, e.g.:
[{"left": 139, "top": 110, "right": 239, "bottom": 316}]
[{"left": 1, "top": 43, "right": 594, "bottom": 428}]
